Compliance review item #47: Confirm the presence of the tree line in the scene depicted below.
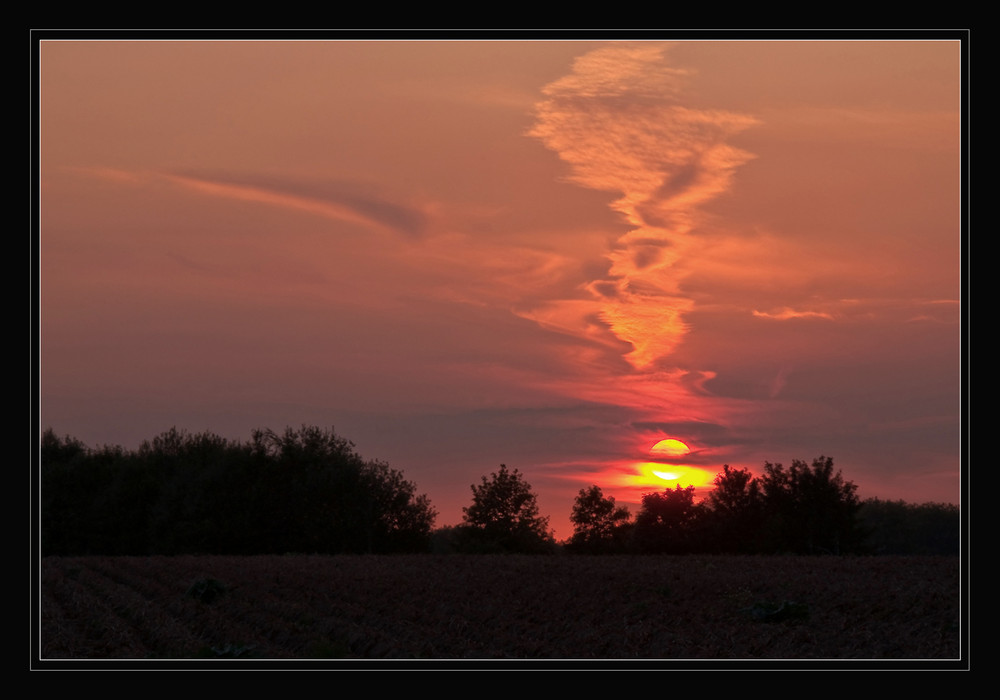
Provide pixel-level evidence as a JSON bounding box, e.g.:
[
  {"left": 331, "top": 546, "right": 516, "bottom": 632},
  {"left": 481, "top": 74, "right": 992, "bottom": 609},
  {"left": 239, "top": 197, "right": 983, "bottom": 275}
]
[
  {"left": 567, "top": 462, "right": 958, "bottom": 556},
  {"left": 39, "top": 426, "right": 958, "bottom": 556},
  {"left": 40, "top": 426, "right": 436, "bottom": 555}
]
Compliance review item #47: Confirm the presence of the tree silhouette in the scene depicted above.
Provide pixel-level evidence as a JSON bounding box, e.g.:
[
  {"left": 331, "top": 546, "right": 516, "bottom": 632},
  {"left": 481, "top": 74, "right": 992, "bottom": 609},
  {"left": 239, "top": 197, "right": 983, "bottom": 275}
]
[
  {"left": 704, "top": 465, "right": 765, "bottom": 553},
  {"left": 460, "top": 464, "right": 554, "bottom": 553},
  {"left": 40, "top": 425, "right": 437, "bottom": 555},
  {"left": 249, "top": 426, "right": 437, "bottom": 553},
  {"left": 567, "top": 485, "right": 632, "bottom": 553},
  {"left": 359, "top": 459, "right": 438, "bottom": 553},
  {"left": 633, "top": 484, "right": 701, "bottom": 553},
  {"left": 758, "top": 456, "right": 862, "bottom": 554},
  {"left": 857, "top": 498, "right": 959, "bottom": 555}
]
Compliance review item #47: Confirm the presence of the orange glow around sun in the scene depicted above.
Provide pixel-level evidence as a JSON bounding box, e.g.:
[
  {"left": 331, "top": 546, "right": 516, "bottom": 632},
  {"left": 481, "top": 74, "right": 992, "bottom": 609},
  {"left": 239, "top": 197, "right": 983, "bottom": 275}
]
[
  {"left": 615, "top": 461, "right": 716, "bottom": 492},
  {"left": 600, "top": 437, "right": 714, "bottom": 495}
]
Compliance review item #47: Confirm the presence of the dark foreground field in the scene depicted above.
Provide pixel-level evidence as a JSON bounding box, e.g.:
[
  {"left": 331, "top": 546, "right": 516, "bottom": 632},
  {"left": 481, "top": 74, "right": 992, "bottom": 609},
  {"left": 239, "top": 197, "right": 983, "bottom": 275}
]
[{"left": 39, "top": 554, "right": 960, "bottom": 664}]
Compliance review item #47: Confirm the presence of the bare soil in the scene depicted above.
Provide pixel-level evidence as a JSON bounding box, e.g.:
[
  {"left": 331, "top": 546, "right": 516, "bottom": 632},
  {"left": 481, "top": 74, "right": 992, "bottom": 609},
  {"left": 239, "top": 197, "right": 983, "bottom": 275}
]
[{"left": 38, "top": 554, "right": 962, "bottom": 665}]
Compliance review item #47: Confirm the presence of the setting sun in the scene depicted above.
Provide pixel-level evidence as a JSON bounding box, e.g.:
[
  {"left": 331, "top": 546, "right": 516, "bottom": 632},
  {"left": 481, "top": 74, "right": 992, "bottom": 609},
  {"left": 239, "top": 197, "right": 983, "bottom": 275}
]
[{"left": 650, "top": 438, "right": 691, "bottom": 457}]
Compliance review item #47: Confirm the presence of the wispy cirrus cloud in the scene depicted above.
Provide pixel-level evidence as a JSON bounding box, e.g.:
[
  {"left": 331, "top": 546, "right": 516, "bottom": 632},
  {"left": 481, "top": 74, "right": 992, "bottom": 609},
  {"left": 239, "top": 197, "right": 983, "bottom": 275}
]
[
  {"left": 170, "top": 172, "right": 429, "bottom": 238},
  {"left": 76, "top": 166, "right": 429, "bottom": 238},
  {"left": 752, "top": 307, "right": 836, "bottom": 321},
  {"left": 525, "top": 43, "right": 759, "bottom": 372}
]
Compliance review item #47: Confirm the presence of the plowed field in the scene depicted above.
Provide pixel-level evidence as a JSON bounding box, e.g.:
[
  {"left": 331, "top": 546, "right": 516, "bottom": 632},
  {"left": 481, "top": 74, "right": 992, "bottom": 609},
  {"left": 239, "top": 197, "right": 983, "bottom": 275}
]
[{"left": 38, "top": 554, "right": 962, "bottom": 664}]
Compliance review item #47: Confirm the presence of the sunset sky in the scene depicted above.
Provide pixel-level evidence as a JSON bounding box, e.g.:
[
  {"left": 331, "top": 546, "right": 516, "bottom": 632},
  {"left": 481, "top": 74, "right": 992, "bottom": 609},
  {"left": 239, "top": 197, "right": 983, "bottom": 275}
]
[{"left": 38, "top": 37, "right": 963, "bottom": 539}]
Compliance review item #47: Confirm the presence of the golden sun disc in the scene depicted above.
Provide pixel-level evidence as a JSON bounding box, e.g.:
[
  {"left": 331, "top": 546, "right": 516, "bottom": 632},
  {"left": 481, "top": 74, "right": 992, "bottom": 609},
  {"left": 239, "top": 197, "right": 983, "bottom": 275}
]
[{"left": 650, "top": 438, "right": 690, "bottom": 457}]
